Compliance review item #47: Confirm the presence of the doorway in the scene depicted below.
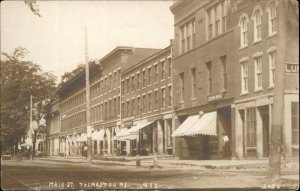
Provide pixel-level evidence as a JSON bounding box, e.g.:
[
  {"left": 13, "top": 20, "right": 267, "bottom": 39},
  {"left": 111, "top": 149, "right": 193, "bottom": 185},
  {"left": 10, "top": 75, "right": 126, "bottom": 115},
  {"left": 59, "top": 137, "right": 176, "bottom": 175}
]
[{"left": 258, "top": 106, "right": 269, "bottom": 157}]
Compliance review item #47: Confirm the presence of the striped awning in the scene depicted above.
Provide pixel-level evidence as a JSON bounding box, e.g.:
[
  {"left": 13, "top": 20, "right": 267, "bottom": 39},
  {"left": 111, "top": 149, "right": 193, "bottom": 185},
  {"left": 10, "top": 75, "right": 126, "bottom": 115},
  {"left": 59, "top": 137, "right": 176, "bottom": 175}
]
[
  {"left": 186, "top": 111, "right": 217, "bottom": 136},
  {"left": 172, "top": 115, "right": 199, "bottom": 137},
  {"left": 128, "top": 121, "right": 154, "bottom": 135},
  {"left": 172, "top": 111, "right": 217, "bottom": 137}
]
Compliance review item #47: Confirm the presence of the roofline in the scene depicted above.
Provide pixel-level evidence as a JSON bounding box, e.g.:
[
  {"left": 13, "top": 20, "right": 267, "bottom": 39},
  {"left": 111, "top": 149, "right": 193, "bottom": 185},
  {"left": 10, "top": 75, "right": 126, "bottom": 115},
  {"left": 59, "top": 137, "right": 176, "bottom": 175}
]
[
  {"left": 99, "top": 46, "right": 133, "bottom": 64},
  {"left": 122, "top": 45, "right": 171, "bottom": 75},
  {"left": 170, "top": 0, "right": 184, "bottom": 13},
  {"left": 55, "top": 63, "right": 99, "bottom": 95}
]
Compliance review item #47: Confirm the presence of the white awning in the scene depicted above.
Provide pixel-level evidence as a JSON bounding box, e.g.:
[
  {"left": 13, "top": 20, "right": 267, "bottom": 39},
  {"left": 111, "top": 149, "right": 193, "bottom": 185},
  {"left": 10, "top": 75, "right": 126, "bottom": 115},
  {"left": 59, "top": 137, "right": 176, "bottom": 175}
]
[
  {"left": 128, "top": 121, "right": 154, "bottom": 135},
  {"left": 77, "top": 133, "right": 87, "bottom": 142},
  {"left": 92, "top": 129, "right": 105, "bottom": 141},
  {"left": 112, "top": 128, "right": 130, "bottom": 141},
  {"left": 184, "top": 111, "right": 217, "bottom": 136},
  {"left": 171, "top": 115, "right": 199, "bottom": 137}
]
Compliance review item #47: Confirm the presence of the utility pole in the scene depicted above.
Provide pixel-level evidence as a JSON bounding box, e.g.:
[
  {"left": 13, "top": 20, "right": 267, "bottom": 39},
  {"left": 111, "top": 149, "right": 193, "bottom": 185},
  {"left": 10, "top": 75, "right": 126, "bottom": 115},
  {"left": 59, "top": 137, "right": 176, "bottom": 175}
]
[
  {"left": 30, "top": 95, "right": 33, "bottom": 159},
  {"left": 84, "top": 27, "right": 92, "bottom": 164},
  {"left": 268, "top": 0, "right": 288, "bottom": 186}
]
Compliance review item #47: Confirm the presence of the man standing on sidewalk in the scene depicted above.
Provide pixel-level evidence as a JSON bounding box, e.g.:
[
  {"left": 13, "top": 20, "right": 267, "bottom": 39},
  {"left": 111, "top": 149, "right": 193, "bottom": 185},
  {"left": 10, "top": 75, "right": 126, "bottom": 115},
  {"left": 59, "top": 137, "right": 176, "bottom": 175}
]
[{"left": 83, "top": 143, "right": 88, "bottom": 158}]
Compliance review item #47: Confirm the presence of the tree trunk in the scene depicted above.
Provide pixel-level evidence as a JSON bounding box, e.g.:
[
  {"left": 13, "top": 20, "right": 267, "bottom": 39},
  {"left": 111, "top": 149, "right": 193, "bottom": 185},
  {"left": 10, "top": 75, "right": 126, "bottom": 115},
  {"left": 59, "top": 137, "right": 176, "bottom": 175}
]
[{"left": 33, "top": 131, "right": 37, "bottom": 158}]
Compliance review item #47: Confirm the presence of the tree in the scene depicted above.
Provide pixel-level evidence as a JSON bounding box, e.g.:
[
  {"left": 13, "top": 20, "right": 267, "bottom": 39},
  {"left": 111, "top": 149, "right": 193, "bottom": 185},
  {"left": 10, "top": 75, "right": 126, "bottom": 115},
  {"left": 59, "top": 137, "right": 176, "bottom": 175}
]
[
  {"left": 59, "top": 63, "right": 85, "bottom": 87},
  {"left": 24, "top": 0, "right": 41, "bottom": 17},
  {"left": 0, "top": 47, "right": 56, "bottom": 155}
]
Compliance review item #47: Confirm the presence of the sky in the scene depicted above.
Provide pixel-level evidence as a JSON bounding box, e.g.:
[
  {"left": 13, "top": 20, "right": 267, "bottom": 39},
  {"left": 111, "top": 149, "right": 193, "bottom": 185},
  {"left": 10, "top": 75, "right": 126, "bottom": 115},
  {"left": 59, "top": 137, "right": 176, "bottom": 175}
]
[{"left": 1, "top": 0, "right": 174, "bottom": 83}]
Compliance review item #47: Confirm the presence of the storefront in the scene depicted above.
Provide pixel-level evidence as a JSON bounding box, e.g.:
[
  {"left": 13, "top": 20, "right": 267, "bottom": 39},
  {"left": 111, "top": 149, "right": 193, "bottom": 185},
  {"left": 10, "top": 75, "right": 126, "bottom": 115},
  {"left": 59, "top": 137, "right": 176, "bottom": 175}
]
[{"left": 173, "top": 107, "right": 232, "bottom": 160}]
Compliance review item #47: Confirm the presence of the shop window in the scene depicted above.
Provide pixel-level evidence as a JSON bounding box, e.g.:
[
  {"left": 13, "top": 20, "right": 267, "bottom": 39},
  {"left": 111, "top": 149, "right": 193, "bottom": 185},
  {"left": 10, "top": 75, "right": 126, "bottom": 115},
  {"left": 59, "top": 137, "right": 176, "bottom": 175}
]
[
  {"left": 246, "top": 108, "right": 256, "bottom": 148},
  {"left": 291, "top": 102, "right": 299, "bottom": 146}
]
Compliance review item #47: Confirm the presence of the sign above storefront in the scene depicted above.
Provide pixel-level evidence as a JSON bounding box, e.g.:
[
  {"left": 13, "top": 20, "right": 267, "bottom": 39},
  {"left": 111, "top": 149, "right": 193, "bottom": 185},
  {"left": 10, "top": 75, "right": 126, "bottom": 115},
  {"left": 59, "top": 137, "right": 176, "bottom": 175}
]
[
  {"left": 286, "top": 62, "right": 299, "bottom": 74},
  {"left": 208, "top": 94, "right": 223, "bottom": 102}
]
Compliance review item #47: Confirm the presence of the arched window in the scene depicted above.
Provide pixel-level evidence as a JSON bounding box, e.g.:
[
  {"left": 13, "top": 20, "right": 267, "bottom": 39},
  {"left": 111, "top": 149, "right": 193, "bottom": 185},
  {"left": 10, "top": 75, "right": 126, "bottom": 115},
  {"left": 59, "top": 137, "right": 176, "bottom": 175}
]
[
  {"left": 268, "top": 2, "right": 277, "bottom": 35},
  {"left": 253, "top": 8, "right": 262, "bottom": 41},
  {"left": 239, "top": 15, "right": 249, "bottom": 48}
]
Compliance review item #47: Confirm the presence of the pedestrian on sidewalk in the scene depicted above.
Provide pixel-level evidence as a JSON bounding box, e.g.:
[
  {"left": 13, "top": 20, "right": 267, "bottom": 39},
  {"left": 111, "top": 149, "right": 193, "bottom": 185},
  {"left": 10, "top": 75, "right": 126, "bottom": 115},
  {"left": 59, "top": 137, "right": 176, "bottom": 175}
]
[{"left": 222, "top": 133, "right": 231, "bottom": 157}]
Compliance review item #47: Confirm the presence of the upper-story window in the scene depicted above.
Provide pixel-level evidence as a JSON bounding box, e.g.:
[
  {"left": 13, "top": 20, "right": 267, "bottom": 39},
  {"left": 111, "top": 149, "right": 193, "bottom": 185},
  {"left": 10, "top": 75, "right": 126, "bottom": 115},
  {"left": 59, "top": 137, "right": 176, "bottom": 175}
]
[
  {"left": 148, "top": 67, "right": 152, "bottom": 85},
  {"left": 179, "top": 19, "right": 195, "bottom": 54},
  {"left": 241, "top": 61, "right": 248, "bottom": 94},
  {"left": 269, "top": 51, "right": 276, "bottom": 87},
  {"left": 161, "top": 61, "right": 165, "bottom": 80},
  {"left": 162, "top": 88, "right": 166, "bottom": 108},
  {"left": 268, "top": 2, "right": 277, "bottom": 36},
  {"left": 191, "top": 68, "right": 196, "bottom": 99},
  {"left": 239, "top": 15, "right": 249, "bottom": 48},
  {"left": 143, "top": 70, "right": 146, "bottom": 87},
  {"left": 168, "top": 58, "right": 172, "bottom": 77},
  {"left": 254, "top": 56, "right": 263, "bottom": 90},
  {"left": 155, "top": 64, "right": 158, "bottom": 82},
  {"left": 221, "top": 56, "right": 227, "bottom": 91},
  {"left": 206, "top": 62, "right": 212, "bottom": 95},
  {"left": 206, "top": 3, "right": 227, "bottom": 41},
  {"left": 179, "top": 72, "right": 185, "bottom": 103},
  {"left": 131, "top": 76, "right": 135, "bottom": 92},
  {"left": 253, "top": 8, "right": 262, "bottom": 42}
]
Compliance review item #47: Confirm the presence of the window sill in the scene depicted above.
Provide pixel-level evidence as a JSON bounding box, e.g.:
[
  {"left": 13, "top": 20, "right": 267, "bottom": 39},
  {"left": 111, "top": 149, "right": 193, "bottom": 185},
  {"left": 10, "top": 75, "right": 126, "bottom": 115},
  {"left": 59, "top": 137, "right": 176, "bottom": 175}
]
[
  {"left": 239, "top": 45, "right": 248, "bottom": 51},
  {"left": 268, "top": 86, "right": 274, "bottom": 90},
  {"left": 168, "top": 77, "right": 172, "bottom": 79},
  {"left": 240, "top": 91, "right": 249, "bottom": 96},
  {"left": 161, "top": 79, "right": 165, "bottom": 82},
  {"left": 267, "top": 33, "right": 277, "bottom": 39},
  {"left": 191, "top": 98, "right": 196, "bottom": 101},
  {"left": 254, "top": 88, "right": 263, "bottom": 93},
  {"left": 222, "top": 89, "right": 227, "bottom": 93},
  {"left": 252, "top": 39, "right": 262, "bottom": 45}
]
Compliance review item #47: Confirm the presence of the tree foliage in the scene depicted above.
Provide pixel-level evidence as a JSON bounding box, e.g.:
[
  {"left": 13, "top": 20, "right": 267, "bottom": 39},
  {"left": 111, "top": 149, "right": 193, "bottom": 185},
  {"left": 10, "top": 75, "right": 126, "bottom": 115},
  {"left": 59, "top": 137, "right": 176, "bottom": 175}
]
[
  {"left": 58, "top": 63, "right": 85, "bottom": 87},
  {"left": 1, "top": 47, "right": 56, "bottom": 152},
  {"left": 24, "top": 0, "right": 41, "bottom": 17}
]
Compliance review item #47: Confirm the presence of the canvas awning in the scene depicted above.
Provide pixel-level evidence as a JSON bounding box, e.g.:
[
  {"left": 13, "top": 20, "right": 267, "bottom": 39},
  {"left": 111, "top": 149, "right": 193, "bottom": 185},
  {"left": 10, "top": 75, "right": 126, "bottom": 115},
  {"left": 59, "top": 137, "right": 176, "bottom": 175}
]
[
  {"left": 184, "top": 111, "right": 217, "bottom": 136},
  {"left": 112, "top": 128, "right": 130, "bottom": 141},
  {"left": 77, "top": 133, "right": 87, "bottom": 142},
  {"left": 128, "top": 121, "right": 154, "bottom": 135},
  {"left": 171, "top": 115, "right": 199, "bottom": 137},
  {"left": 172, "top": 111, "right": 217, "bottom": 137},
  {"left": 92, "top": 129, "right": 105, "bottom": 141}
]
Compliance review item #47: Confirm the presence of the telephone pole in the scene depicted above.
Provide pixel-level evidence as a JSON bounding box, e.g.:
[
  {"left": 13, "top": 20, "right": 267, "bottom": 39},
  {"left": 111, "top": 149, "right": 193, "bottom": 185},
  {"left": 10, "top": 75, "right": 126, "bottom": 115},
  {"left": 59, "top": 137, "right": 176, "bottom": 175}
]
[
  {"left": 84, "top": 27, "right": 92, "bottom": 164},
  {"left": 268, "top": 0, "right": 288, "bottom": 185}
]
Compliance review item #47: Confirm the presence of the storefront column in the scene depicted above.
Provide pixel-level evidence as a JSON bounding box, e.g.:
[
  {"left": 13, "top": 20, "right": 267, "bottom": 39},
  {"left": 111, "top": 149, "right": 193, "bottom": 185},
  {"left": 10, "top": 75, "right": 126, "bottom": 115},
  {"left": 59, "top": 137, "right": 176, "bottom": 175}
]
[
  {"left": 126, "top": 140, "right": 131, "bottom": 156},
  {"left": 283, "top": 96, "right": 292, "bottom": 158},
  {"left": 231, "top": 104, "right": 236, "bottom": 159},
  {"left": 217, "top": 115, "right": 224, "bottom": 156},
  {"left": 256, "top": 107, "right": 263, "bottom": 159},
  {"left": 235, "top": 108, "right": 244, "bottom": 159},
  {"left": 97, "top": 140, "right": 100, "bottom": 155},
  {"left": 157, "top": 120, "right": 164, "bottom": 154},
  {"left": 107, "top": 129, "right": 111, "bottom": 155},
  {"left": 173, "top": 116, "right": 181, "bottom": 159}
]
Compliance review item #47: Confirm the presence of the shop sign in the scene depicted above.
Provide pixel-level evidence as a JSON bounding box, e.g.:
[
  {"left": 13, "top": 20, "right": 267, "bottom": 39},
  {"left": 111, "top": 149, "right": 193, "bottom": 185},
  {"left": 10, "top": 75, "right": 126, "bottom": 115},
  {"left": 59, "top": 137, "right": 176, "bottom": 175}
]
[
  {"left": 286, "top": 63, "right": 299, "bottom": 74},
  {"left": 208, "top": 94, "right": 223, "bottom": 102}
]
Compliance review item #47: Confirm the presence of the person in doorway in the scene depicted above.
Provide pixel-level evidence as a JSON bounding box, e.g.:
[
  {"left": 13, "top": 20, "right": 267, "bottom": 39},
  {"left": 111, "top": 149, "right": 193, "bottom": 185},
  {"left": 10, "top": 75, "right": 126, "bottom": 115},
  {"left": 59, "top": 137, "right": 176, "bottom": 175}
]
[
  {"left": 222, "top": 133, "right": 230, "bottom": 157},
  {"left": 83, "top": 143, "right": 88, "bottom": 158}
]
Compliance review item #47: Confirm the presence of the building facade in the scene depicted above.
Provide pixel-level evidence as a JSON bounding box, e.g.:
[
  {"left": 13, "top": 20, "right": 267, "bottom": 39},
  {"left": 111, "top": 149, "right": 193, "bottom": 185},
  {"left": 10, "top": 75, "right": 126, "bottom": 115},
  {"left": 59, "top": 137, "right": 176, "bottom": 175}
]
[
  {"left": 117, "top": 45, "right": 173, "bottom": 156},
  {"left": 170, "top": 0, "right": 298, "bottom": 160},
  {"left": 45, "top": 100, "right": 61, "bottom": 156},
  {"left": 54, "top": 47, "right": 160, "bottom": 157}
]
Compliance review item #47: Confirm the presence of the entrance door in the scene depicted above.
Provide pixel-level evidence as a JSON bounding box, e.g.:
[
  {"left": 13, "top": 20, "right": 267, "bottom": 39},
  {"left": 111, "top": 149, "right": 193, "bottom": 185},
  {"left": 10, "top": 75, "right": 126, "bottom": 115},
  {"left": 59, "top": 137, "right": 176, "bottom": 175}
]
[{"left": 260, "top": 106, "right": 269, "bottom": 157}]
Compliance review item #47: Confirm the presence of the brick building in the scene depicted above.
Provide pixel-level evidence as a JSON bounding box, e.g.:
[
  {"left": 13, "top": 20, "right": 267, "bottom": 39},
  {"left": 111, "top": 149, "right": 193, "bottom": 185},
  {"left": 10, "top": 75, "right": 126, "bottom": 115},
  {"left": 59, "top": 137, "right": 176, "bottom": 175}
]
[
  {"left": 45, "top": 100, "right": 61, "bottom": 156},
  {"left": 54, "top": 47, "right": 160, "bottom": 157},
  {"left": 116, "top": 45, "right": 173, "bottom": 156},
  {"left": 170, "top": 0, "right": 298, "bottom": 160}
]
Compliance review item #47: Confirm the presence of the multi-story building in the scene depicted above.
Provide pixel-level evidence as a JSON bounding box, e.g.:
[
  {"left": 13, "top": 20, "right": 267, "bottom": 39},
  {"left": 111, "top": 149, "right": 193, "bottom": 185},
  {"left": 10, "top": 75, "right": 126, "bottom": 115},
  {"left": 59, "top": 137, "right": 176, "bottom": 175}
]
[
  {"left": 45, "top": 99, "right": 61, "bottom": 156},
  {"left": 115, "top": 45, "right": 173, "bottom": 156},
  {"left": 230, "top": 0, "right": 299, "bottom": 160},
  {"left": 55, "top": 47, "right": 160, "bottom": 157},
  {"left": 170, "top": 0, "right": 298, "bottom": 160}
]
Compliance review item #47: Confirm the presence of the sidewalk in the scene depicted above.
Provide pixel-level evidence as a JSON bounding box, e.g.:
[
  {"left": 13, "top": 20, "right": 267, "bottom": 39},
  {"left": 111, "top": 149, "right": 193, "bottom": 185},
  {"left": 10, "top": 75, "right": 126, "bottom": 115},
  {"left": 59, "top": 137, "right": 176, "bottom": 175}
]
[{"left": 38, "top": 155, "right": 272, "bottom": 169}]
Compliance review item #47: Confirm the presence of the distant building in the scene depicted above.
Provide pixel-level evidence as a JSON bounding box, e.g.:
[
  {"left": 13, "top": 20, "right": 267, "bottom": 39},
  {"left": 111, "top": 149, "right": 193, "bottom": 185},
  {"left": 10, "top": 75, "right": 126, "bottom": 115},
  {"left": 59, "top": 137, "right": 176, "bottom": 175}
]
[
  {"left": 170, "top": 0, "right": 298, "bottom": 160},
  {"left": 53, "top": 47, "right": 160, "bottom": 157},
  {"left": 118, "top": 45, "right": 173, "bottom": 156}
]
